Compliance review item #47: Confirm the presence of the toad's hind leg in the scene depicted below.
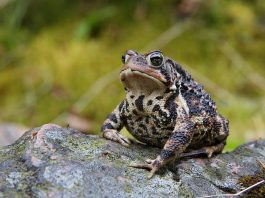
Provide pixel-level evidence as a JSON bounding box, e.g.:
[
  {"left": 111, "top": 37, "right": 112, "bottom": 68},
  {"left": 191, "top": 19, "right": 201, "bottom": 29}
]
[
  {"left": 180, "top": 142, "right": 226, "bottom": 158},
  {"left": 180, "top": 114, "right": 229, "bottom": 159}
]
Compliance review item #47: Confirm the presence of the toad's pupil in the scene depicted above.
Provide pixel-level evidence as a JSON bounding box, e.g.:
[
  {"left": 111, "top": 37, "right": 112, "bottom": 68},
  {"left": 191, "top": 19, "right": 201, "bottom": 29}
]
[{"left": 150, "top": 55, "right": 163, "bottom": 66}]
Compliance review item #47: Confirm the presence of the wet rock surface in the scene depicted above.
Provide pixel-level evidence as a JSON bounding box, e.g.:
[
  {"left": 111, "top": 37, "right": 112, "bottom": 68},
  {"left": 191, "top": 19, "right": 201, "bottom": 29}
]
[{"left": 0, "top": 124, "right": 264, "bottom": 198}]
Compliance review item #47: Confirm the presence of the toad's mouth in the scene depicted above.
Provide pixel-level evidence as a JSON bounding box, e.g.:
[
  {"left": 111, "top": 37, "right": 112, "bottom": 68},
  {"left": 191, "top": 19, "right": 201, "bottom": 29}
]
[{"left": 120, "top": 68, "right": 167, "bottom": 94}]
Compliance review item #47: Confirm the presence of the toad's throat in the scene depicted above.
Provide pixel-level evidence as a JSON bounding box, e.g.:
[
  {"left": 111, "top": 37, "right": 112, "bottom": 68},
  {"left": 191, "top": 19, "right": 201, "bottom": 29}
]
[{"left": 120, "top": 68, "right": 166, "bottom": 94}]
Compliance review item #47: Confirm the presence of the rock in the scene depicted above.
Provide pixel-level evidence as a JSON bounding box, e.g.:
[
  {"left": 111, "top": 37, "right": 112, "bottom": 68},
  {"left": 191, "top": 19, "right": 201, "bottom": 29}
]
[{"left": 0, "top": 124, "right": 264, "bottom": 198}]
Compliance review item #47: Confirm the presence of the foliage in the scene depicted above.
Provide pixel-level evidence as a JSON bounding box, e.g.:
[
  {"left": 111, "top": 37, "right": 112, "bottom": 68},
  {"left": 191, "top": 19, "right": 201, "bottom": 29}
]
[{"left": 0, "top": 0, "right": 265, "bottom": 150}]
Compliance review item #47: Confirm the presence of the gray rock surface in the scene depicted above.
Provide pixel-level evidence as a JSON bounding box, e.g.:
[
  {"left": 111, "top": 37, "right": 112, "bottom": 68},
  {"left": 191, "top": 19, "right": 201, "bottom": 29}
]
[{"left": 0, "top": 124, "right": 264, "bottom": 198}]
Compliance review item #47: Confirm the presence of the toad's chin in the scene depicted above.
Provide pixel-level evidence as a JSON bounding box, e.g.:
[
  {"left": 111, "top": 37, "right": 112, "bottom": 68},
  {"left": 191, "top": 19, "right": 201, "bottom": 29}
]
[{"left": 120, "top": 68, "right": 166, "bottom": 94}]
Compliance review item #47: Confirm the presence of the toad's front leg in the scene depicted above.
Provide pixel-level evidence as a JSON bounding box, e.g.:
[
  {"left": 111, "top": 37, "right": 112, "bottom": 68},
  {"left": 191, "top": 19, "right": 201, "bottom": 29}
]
[
  {"left": 130, "top": 120, "right": 194, "bottom": 178},
  {"left": 101, "top": 102, "right": 131, "bottom": 147}
]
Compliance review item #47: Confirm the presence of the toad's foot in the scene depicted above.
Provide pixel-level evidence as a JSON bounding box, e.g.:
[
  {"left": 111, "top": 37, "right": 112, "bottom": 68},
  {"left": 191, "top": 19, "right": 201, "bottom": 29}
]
[
  {"left": 130, "top": 159, "right": 161, "bottom": 179},
  {"left": 103, "top": 129, "right": 131, "bottom": 147},
  {"left": 180, "top": 142, "right": 226, "bottom": 158}
]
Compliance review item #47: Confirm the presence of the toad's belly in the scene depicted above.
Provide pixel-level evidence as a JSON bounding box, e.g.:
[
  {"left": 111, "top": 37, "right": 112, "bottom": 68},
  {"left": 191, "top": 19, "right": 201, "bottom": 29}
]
[{"left": 124, "top": 115, "right": 175, "bottom": 148}]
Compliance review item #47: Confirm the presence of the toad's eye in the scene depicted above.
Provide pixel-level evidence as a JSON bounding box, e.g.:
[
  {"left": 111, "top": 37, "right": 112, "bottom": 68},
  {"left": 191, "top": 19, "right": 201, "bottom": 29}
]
[
  {"left": 121, "top": 55, "right": 126, "bottom": 64},
  {"left": 121, "top": 54, "right": 130, "bottom": 64},
  {"left": 148, "top": 52, "right": 164, "bottom": 67}
]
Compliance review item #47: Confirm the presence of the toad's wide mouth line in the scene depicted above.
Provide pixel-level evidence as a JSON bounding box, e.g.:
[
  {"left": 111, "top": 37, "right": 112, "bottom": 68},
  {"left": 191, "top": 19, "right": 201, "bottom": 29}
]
[{"left": 120, "top": 68, "right": 166, "bottom": 85}]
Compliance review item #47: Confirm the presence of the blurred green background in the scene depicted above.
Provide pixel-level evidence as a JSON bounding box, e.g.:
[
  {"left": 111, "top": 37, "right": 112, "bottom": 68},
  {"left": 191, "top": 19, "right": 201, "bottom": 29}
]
[{"left": 0, "top": 0, "right": 265, "bottom": 150}]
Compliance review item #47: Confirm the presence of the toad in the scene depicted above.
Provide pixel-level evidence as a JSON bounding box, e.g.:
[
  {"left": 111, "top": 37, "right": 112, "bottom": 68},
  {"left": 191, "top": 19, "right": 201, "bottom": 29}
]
[{"left": 102, "top": 50, "right": 229, "bottom": 178}]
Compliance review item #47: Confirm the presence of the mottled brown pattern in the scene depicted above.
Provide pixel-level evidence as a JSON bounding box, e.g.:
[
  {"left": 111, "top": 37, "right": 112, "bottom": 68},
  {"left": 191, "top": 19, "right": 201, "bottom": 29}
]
[{"left": 102, "top": 50, "right": 229, "bottom": 178}]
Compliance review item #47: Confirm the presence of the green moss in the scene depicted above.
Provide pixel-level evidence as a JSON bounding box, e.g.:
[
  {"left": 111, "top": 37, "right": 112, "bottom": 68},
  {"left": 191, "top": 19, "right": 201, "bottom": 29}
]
[
  {"left": 64, "top": 137, "right": 104, "bottom": 153},
  {"left": 89, "top": 138, "right": 105, "bottom": 149},
  {"left": 0, "top": 134, "right": 29, "bottom": 161},
  {"left": 239, "top": 175, "right": 265, "bottom": 197},
  {"left": 178, "top": 182, "right": 194, "bottom": 198},
  {"left": 124, "top": 183, "right": 132, "bottom": 194}
]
